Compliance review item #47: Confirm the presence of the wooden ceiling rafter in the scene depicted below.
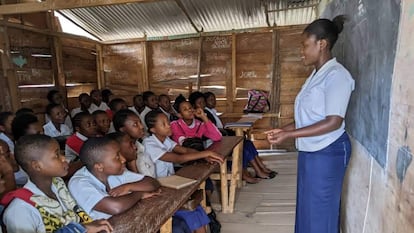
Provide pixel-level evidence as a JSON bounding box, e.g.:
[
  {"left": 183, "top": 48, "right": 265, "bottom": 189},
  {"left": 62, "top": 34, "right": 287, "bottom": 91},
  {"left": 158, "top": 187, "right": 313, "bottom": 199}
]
[{"left": 0, "top": 0, "right": 168, "bottom": 15}]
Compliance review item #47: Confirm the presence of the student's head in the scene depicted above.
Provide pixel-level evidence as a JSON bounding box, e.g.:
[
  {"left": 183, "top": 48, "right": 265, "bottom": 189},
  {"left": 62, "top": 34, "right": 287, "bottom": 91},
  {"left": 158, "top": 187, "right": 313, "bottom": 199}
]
[
  {"left": 109, "top": 98, "right": 127, "bottom": 113},
  {"left": 14, "top": 134, "right": 67, "bottom": 177},
  {"left": 133, "top": 94, "right": 144, "bottom": 110},
  {"left": 189, "top": 91, "right": 206, "bottom": 109},
  {"left": 93, "top": 110, "right": 111, "bottom": 135},
  {"left": 145, "top": 110, "right": 171, "bottom": 137},
  {"left": 47, "top": 90, "right": 63, "bottom": 105},
  {"left": 0, "top": 139, "right": 18, "bottom": 172},
  {"left": 12, "top": 114, "right": 42, "bottom": 141},
  {"left": 90, "top": 89, "right": 102, "bottom": 105},
  {"left": 177, "top": 101, "right": 195, "bottom": 121},
  {"left": 302, "top": 15, "right": 346, "bottom": 66},
  {"left": 72, "top": 112, "right": 97, "bottom": 137},
  {"left": 158, "top": 94, "right": 172, "bottom": 112},
  {"left": 101, "top": 89, "right": 113, "bottom": 104},
  {"left": 106, "top": 132, "right": 137, "bottom": 162},
  {"left": 143, "top": 91, "right": 158, "bottom": 109},
  {"left": 46, "top": 103, "right": 66, "bottom": 124},
  {"left": 78, "top": 93, "right": 92, "bottom": 109},
  {"left": 15, "top": 108, "right": 35, "bottom": 117},
  {"left": 113, "top": 109, "right": 144, "bottom": 140},
  {"left": 80, "top": 137, "right": 126, "bottom": 175},
  {"left": 173, "top": 94, "right": 186, "bottom": 112},
  {"left": 204, "top": 92, "right": 216, "bottom": 109},
  {"left": 0, "top": 111, "right": 14, "bottom": 135}
]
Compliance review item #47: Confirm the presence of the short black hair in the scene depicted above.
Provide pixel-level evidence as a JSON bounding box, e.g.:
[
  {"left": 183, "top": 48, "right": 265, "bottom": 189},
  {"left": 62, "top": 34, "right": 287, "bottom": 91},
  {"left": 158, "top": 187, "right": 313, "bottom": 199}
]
[
  {"left": 72, "top": 112, "right": 92, "bottom": 129},
  {"left": 80, "top": 137, "right": 116, "bottom": 171},
  {"left": 90, "top": 89, "right": 100, "bottom": 96},
  {"left": 0, "top": 111, "right": 13, "bottom": 126},
  {"left": 101, "top": 89, "right": 113, "bottom": 103},
  {"left": 47, "top": 90, "right": 60, "bottom": 103},
  {"left": 106, "top": 132, "right": 127, "bottom": 144},
  {"left": 112, "top": 109, "right": 138, "bottom": 132},
  {"left": 133, "top": 94, "right": 143, "bottom": 102},
  {"left": 204, "top": 92, "right": 215, "bottom": 99},
  {"left": 15, "top": 108, "right": 34, "bottom": 117},
  {"left": 14, "top": 134, "right": 55, "bottom": 172},
  {"left": 188, "top": 91, "right": 205, "bottom": 107},
  {"left": 78, "top": 93, "right": 90, "bottom": 102},
  {"left": 12, "top": 114, "right": 39, "bottom": 141},
  {"left": 173, "top": 94, "right": 186, "bottom": 112},
  {"left": 108, "top": 98, "right": 126, "bottom": 112},
  {"left": 145, "top": 110, "right": 164, "bottom": 135},
  {"left": 92, "top": 110, "right": 107, "bottom": 117},
  {"left": 142, "top": 91, "right": 156, "bottom": 102},
  {"left": 46, "top": 103, "right": 61, "bottom": 116},
  {"left": 303, "top": 15, "right": 346, "bottom": 50}
]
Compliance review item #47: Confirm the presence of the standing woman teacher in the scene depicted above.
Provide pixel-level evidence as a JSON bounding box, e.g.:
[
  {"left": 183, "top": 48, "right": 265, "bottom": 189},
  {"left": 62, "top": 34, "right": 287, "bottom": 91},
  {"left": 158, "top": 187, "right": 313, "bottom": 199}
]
[{"left": 266, "top": 15, "right": 354, "bottom": 233}]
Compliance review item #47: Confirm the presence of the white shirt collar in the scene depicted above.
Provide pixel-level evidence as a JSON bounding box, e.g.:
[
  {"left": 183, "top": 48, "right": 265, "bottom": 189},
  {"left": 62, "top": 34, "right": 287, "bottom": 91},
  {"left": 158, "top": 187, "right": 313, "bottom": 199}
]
[{"left": 75, "top": 132, "right": 88, "bottom": 141}]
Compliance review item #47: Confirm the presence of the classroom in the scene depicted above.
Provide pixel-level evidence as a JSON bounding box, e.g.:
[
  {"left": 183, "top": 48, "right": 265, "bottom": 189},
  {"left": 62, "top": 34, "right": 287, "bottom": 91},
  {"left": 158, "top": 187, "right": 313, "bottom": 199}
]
[{"left": 0, "top": 0, "right": 413, "bottom": 232}]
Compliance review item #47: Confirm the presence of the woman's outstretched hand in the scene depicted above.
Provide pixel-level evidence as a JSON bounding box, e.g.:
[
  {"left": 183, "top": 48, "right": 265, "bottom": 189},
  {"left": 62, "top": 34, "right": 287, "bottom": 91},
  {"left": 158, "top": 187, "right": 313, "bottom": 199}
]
[{"left": 265, "top": 128, "right": 288, "bottom": 145}]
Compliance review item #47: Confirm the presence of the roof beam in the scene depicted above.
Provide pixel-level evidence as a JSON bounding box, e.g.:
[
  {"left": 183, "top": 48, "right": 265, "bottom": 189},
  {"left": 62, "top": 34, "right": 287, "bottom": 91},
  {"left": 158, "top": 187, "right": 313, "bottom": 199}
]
[
  {"left": 174, "top": 0, "right": 202, "bottom": 33},
  {"left": 0, "top": 0, "right": 168, "bottom": 15}
]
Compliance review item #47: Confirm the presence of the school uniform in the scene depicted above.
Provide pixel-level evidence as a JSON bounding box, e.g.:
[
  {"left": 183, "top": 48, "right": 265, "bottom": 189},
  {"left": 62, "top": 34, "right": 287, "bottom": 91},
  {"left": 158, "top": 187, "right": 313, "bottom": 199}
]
[
  {"left": 204, "top": 107, "right": 223, "bottom": 128},
  {"left": 294, "top": 58, "right": 354, "bottom": 233},
  {"left": 89, "top": 102, "right": 110, "bottom": 112},
  {"left": 143, "top": 135, "right": 210, "bottom": 231},
  {"left": 170, "top": 119, "right": 222, "bottom": 146},
  {"left": 135, "top": 140, "right": 156, "bottom": 178},
  {"left": 45, "top": 107, "right": 73, "bottom": 132},
  {"left": 65, "top": 132, "right": 88, "bottom": 162},
  {"left": 2, "top": 178, "right": 91, "bottom": 233},
  {"left": 43, "top": 121, "right": 72, "bottom": 137},
  {"left": 139, "top": 106, "right": 153, "bottom": 133},
  {"left": 128, "top": 106, "right": 146, "bottom": 126},
  {"left": 68, "top": 167, "right": 144, "bottom": 220},
  {"left": 70, "top": 107, "right": 94, "bottom": 118}
]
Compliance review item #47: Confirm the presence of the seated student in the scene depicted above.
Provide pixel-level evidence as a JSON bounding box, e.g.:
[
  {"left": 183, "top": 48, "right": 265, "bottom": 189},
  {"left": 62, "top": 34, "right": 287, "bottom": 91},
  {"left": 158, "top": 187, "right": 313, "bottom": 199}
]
[
  {"left": 140, "top": 91, "right": 159, "bottom": 132},
  {"left": 0, "top": 112, "right": 15, "bottom": 153},
  {"left": 90, "top": 89, "right": 110, "bottom": 112},
  {"left": 11, "top": 113, "right": 43, "bottom": 186},
  {"left": 43, "top": 103, "right": 72, "bottom": 137},
  {"left": 129, "top": 94, "right": 145, "bottom": 116},
  {"left": 1, "top": 135, "right": 113, "bottom": 233},
  {"left": 159, "top": 94, "right": 179, "bottom": 122},
  {"left": 101, "top": 89, "right": 113, "bottom": 105},
  {"left": 190, "top": 92, "right": 277, "bottom": 183},
  {"left": 144, "top": 110, "right": 223, "bottom": 233},
  {"left": 71, "top": 93, "right": 94, "bottom": 118},
  {"left": 203, "top": 92, "right": 224, "bottom": 129},
  {"left": 68, "top": 137, "right": 161, "bottom": 220},
  {"left": 170, "top": 100, "right": 222, "bottom": 146},
  {"left": 93, "top": 110, "right": 111, "bottom": 137},
  {"left": 65, "top": 112, "right": 97, "bottom": 162},
  {"left": 113, "top": 109, "right": 155, "bottom": 177},
  {"left": 45, "top": 90, "right": 73, "bottom": 132},
  {"left": 107, "top": 98, "right": 128, "bottom": 133},
  {"left": 0, "top": 139, "right": 17, "bottom": 219}
]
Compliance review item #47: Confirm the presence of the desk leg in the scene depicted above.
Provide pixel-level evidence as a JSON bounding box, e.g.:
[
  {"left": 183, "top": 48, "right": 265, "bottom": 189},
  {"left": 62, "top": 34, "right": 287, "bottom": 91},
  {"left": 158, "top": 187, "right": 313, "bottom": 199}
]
[
  {"left": 200, "top": 181, "right": 207, "bottom": 210},
  {"left": 220, "top": 158, "right": 229, "bottom": 213},
  {"left": 234, "top": 128, "right": 244, "bottom": 188},
  {"left": 229, "top": 139, "right": 243, "bottom": 213},
  {"left": 160, "top": 217, "right": 172, "bottom": 233}
]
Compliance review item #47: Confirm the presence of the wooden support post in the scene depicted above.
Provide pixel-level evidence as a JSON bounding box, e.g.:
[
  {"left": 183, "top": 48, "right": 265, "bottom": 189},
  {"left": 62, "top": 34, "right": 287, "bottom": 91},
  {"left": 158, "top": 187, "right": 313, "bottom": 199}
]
[
  {"left": 196, "top": 36, "right": 203, "bottom": 91},
  {"left": 220, "top": 158, "right": 229, "bottom": 213},
  {"left": 96, "top": 44, "right": 104, "bottom": 89},
  {"left": 188, "top": 82, "right": 193, "bottom": 96},
  {"left": 226, "top": 33, "right": 236, "bottom": 113},
  {"left": 141, "top": 40, "right": 149, "bottom": 92},
  {"left": 270, "top": 29, "right": 281, "bottom": 128},
  {"left": 6, "top": 69, "right": 20, "bottom": 112},
  {"left": 159, "top": 217, "right": 172, "bottom": 233}
]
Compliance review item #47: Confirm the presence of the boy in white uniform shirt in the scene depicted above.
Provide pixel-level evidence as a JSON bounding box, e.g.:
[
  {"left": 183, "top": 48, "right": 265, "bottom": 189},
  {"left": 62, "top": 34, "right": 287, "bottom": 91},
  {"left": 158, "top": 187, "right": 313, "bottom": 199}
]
[
  {"left": 89, "top": 89, "right": 110, "bottom": 112},
  {"left": 68, "top": 137, "right": 160, "bottom": 220},
  {"left": 43, "top": 103, "right": 72, "bottom": 137}
]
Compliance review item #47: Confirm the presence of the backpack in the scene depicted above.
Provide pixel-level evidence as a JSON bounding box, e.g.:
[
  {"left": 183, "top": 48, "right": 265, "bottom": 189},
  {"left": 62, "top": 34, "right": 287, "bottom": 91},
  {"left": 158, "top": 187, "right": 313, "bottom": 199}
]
[{"left": 243, "top": 89, "right": 270, "bottom": 113}]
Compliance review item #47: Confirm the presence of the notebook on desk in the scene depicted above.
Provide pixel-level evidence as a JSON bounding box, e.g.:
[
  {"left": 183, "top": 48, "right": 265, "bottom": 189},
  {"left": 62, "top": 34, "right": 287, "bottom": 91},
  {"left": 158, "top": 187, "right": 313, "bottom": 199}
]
[{"left": 157, "top": 175, "right": 198, "bottom": 189}]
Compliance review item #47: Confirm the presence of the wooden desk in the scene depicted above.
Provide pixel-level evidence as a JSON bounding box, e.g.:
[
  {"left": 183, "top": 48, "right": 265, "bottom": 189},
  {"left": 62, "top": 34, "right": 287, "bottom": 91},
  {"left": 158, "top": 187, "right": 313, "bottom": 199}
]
[{"left": 109, "top": 136, "right": 243, "bottom": 232}]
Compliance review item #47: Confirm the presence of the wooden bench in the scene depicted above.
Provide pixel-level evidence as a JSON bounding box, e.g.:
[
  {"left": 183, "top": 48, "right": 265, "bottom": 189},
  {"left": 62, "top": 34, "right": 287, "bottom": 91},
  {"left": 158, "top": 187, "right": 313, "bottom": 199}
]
[{"left": 109, "top": 136, "right": 243, "bottom": 232}]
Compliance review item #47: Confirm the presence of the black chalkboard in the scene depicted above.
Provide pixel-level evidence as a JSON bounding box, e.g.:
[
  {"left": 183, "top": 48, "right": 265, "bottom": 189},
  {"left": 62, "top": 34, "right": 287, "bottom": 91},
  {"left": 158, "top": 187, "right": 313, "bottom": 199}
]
[{"left": 323, "top": 0, "right": 401, "bottom": 168}]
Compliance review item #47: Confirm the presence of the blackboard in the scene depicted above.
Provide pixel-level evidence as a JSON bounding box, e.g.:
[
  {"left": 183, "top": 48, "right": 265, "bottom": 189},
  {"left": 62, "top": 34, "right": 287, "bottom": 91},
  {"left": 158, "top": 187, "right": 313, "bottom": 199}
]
[{"left": 323, "top": 0, "right": 401, "bottom": 168}]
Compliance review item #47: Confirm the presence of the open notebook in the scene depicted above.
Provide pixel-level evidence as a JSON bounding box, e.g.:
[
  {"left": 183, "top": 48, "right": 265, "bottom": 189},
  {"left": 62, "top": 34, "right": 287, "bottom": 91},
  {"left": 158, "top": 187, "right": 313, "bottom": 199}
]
[{"left": 157, "top": 175, "right": 198, "bottom": 189}]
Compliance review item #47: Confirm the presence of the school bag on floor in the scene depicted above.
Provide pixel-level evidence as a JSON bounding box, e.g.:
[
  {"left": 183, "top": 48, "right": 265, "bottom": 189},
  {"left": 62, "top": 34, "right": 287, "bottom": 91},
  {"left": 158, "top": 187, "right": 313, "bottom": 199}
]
[{"left": 243, "top": 89, "right": 270, "bottom": 113}]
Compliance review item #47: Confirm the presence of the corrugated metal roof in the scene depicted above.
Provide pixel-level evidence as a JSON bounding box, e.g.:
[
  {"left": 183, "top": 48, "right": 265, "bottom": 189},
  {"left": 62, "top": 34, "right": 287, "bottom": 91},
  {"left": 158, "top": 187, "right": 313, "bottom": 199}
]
[{"left": 59, "top": 0, "right": 320, "bottom": 41}]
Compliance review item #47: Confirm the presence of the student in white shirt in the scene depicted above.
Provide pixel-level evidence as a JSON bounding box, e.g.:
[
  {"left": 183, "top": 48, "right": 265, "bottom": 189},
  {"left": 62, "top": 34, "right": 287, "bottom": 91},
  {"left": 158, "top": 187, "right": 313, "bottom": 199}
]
[
  {"left": 266, "top": 16, "right": 354, "bottom": 233},
  {"left": 68, "top": 137, "right": 160, "bottom": 220},
  {"left": 129, "top": 94, "right": 145, "bottom": 116},
  {"left": 45, "top": 90, "right": 73, "bottom": 132},
  {"left": 43, "top": 103, "right": 72, "bottom": 137},
  {"left": 70, "top": 93, "right": 94, "bottom": 118},
  {"left": 140, "top": 91, "right": 159, "bottom": 132},
  {"left": 90, "top": 89, "right": 110, "bottom": 112}
]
